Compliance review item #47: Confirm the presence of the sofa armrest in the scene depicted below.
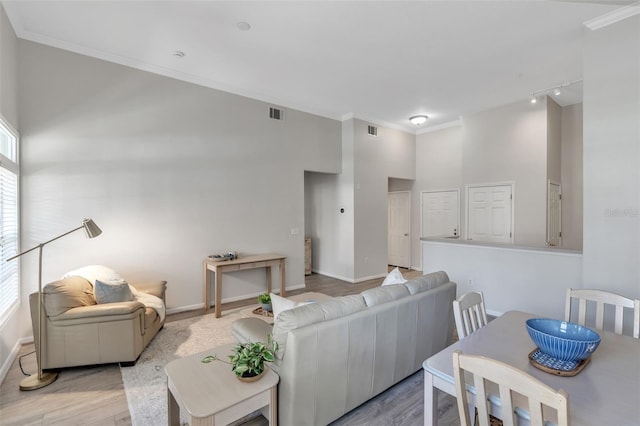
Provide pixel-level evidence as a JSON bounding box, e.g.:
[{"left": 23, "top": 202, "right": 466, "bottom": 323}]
[
  {"left": 50, "top": 301, "right": 146, "bottom": 321},
  {"left": 131, "top": 280, "right": 167, "bottom": 302},
  {"left": 232, "top": 318, "right": 273, "bottom": 343}
]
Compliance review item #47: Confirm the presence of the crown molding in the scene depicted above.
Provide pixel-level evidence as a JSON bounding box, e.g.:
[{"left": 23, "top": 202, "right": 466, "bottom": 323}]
[
  {"left": 416, "top": 119, "right": 463, "bottom": 135},
  {"left": 583, "top": 2, "right": 640, "bottom": 31}
]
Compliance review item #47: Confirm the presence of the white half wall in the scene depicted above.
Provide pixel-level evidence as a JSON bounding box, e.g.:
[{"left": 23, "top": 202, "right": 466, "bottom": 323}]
[{"left": 422, "top": 240, "right": 583, "bottom": 319}]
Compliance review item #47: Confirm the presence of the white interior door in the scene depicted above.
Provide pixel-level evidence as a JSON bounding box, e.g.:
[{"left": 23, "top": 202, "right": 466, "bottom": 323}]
[
  {"left": 547, "top": 180, "right": 562, "bottom": 247},
  {"left": 388, "top": 191, "right": 411, "bottom": 268},
  {"left": 421, "top": 190, "right": 460, "bottom": 238},
  {"left": 467, "top": 184, "right": 513, "bottom": 243}
]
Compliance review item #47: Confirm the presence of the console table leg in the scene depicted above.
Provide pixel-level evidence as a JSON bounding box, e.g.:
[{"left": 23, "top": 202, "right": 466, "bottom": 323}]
[
  {"left": 214, "top": 266, "right": 221, "bottom": 318},
  {"left": 266, "top": 266, "right": 272, "bottom": 294}
]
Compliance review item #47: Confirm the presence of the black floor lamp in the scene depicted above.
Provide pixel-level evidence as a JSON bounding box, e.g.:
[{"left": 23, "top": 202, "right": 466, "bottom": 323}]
[{"left": 6, "top": 218, "right": 102, "bottom": 391}]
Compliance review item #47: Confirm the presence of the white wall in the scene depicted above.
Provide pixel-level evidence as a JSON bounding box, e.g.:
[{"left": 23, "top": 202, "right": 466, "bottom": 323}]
[
  {"left": 582, "top": 15, "right": 640, "bottom": 297},
  {"left": 0, "top": 2, "right": 21, "bottom": 383},
  {"left": 353, "top": 119, "right": 415, "bottom": 280},
  {"left": 17, "top": 41, "right": 342, "bottom": 321},
  {"left": 462, "top": 99, "right": 549, "bottom": 247},
  {"left": 422, "top": 241, "right": 583, "bottom": 319},
  {"left": 561, "top": 103, "right": 583, "bottom": 250},
  {"left": 547, "top": 98, "right": 562, "bottom": 184},
  {"left": 413, "top": 126, "right": 463, "bottom": 269}
]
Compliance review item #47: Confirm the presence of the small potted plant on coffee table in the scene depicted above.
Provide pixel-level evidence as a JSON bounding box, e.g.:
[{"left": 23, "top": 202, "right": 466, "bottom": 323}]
[
  {"left": 258, "top": 293, "right": 272, "bottom": 312},
  {"left": 202, "top": 336, "right": 278, "bottom": 382}
]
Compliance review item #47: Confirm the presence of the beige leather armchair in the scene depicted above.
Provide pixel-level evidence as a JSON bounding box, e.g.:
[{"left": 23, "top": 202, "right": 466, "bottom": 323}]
[{"left": 30, "top": 275, "right": 167, "bottom": 370}]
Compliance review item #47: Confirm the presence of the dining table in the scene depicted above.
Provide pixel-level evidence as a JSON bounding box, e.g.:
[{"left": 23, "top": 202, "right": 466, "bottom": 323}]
[{"left": 423, "top": 310, "right": 640, "bottom": 425}]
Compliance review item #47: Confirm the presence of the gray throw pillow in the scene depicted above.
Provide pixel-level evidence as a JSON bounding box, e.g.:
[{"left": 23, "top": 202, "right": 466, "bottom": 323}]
[{"left": 94, "top": 278, "right": 133, "bottom": 304}]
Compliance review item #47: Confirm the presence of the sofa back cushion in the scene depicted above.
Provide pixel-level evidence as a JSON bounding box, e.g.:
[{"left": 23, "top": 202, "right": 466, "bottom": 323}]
[
  {"left": 361, "top": 284, "right": 410, "bottom": 307},
  {"left": 272, "top": 295, "right": 366, "bottom": 357},
  {"left": 404, "top": 270, "right": 450, "bottom": 295},
  {"left": 43, "top": 276, "right": 96, "bottom": 316}
]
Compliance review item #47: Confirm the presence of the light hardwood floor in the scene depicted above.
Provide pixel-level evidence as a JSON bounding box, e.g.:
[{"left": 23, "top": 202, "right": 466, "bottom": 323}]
[{"left": 0, "top": 268, "right": 457, "bottom": 426}]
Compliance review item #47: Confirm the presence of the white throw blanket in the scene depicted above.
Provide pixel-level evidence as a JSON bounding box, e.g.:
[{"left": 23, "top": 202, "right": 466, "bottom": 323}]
[{"left": 131, "top": 286, "right": 166, "bottom": 322}]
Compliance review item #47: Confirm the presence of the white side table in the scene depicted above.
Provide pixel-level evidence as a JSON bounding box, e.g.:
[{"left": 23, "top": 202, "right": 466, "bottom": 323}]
[{"left": 165, "top": 343, "right": 279, "bottom": 426}]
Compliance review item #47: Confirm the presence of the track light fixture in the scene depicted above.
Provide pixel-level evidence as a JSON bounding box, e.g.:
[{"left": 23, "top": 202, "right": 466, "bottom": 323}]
[{"left": 529, "top": 79, "right": 581, "bottom": 104}]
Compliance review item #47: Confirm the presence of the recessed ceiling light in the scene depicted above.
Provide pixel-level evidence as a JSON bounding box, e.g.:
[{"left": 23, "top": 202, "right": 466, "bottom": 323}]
[
  {"left": 237, "top": 22, "right": 251, "bottom": 31},
  {"left": 554, "top": 88, "right": 561, "bottom": 96},
  {"left": 172, "top": 51, "right": 186, "bottom": 59},
  {"left": 409, "top": 115, "right": 429, "bottom": 125}
]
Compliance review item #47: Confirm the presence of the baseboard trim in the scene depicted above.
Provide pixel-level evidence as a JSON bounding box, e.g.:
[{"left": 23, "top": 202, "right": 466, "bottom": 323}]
[
  {"left": 165, "top": 284, "right": 307, "bottom": 315},
  {"left": 0, "top": 338, "right": 30, "bottom": 386}
]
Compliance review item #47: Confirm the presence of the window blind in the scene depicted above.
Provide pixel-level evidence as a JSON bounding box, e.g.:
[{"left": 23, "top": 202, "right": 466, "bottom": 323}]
[{"left": 0, "top": 164, "right": 19, "bottom": 325}]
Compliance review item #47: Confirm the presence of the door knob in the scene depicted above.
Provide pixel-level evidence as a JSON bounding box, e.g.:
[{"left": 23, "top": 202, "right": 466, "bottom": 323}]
[{"left": 404, "top": 233, "right": 409, "bottom": 236}]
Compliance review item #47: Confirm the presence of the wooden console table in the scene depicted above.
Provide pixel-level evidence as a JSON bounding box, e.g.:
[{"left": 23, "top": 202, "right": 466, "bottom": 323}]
[{"left": 204, "top": 253, "right": 286, "bottom": 318}]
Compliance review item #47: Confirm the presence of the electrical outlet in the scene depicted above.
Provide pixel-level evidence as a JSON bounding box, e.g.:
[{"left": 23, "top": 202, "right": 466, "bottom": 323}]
[
  {"left": 468, "top": 278, "right": 473, "bottom": 286},
  {"left": 364, "top": 256, "right": 368, "bottom": 264}
]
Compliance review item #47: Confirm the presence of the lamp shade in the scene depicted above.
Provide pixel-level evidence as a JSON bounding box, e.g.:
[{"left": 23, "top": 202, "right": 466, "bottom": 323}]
[{"left": 82, "top": 218, "right": 102, "bottom": 238}]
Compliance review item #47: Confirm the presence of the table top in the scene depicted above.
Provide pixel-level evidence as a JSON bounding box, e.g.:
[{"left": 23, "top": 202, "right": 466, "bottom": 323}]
[
  {"left": 165, "top": 343, "right": 279, "bottom": 418},
  {"left": 423, "top": 311, "right": 640, "bottom": 425},
  {"left": 205, "top": 253, "right": 286, "bottom": 267}
]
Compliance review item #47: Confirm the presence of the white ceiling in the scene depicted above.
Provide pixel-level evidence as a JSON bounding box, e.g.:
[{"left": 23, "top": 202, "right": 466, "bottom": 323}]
[{"left": 2, "top": 1, "right": 633, "bottom": 133}]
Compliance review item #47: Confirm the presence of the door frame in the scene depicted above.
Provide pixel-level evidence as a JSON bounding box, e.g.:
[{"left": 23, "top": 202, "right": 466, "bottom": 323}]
[
  {"left": 465, "top": 181, "right": 515, "bottom": 243},
  {"left": 547, "top": 179, "right": 562, "bottom": 247},
  {"left": 420, "top": 188, "right": 460, "bottom": 238},
  {"left": 388, "top": 190, "right": 411, "bottom": 268}
]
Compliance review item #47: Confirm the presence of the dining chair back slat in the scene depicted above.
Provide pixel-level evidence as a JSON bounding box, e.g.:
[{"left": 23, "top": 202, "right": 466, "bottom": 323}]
[
  {"left": 565, "top": 288, "right": 640, "bottom": 338},
  {"left": 453, "top": 350, "right": 569, "bottom": 426},
  {"left": 454, "top": 291, "right": 489, "bottom": 339}
]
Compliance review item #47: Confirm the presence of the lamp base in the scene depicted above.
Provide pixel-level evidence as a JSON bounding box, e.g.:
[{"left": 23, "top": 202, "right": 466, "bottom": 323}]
[{"left": 19, "top": 371, "right": 58, "bottom": 391}]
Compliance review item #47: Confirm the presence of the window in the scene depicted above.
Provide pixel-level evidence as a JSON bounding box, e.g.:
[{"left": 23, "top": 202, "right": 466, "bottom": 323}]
[{"left": 0, "top": 115, "right": 19, "bottom": 326}]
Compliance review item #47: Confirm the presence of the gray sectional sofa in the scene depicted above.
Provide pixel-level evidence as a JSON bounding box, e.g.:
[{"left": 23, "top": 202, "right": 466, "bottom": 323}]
[{"left": 232, "top": 270, "right": 457, "bottom": 426}]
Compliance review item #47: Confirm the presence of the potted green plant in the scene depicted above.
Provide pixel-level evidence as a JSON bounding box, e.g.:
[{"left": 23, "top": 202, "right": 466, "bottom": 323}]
[
  {"left": 202, "top": 336, "right": 278, "bottom": 382},
  {"left": 258, "top": 293, "right": 272, "bottom": 312}
]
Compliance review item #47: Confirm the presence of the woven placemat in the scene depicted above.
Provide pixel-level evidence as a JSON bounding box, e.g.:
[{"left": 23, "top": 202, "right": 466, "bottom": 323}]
[{"left": 528, "top": 348, "right": 590, "bottom": 376}]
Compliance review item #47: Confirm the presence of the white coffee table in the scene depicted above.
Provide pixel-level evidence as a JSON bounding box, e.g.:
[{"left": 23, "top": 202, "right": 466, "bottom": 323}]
[{"left": 166, "top": 342, "right": 279, "bottom": 426}]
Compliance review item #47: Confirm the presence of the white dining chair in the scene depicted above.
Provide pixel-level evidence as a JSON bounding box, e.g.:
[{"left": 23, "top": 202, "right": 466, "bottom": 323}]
[
  {"left": 453, "top": 291, "right": 489, "bottom": 339},
  {"left": 565, "top": 288, "right": 640, "bottom": 338},
  {"left": 452, "top": 350, "right": 569, "bottom": 426}
]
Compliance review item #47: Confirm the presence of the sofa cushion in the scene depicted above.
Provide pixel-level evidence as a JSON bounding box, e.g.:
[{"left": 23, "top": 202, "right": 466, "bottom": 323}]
[
  {"left": 381, "top": 267, "right": 407, "bottom": 286},
  {"left": 404, "top": 270, "right": 450, "bottom": 295},
  {"left": 272, "top": 295, "right": 367, "bottom": 358},
  {"left": 271, "top": 293, "right": 313, "bottom": 321},
  {"left": 43, "top": 276, "right": 96, "bottom": 316},
  {"left": 94, "top": 279, "right": 134, "bottom": 304},
  {"left": 361, "top": 284, "right": 410, "bottom": 307}
]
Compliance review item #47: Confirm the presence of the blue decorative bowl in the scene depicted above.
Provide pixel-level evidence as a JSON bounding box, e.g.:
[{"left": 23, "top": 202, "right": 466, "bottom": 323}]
[{"left": 526, "top": 318, "right": 601, "bottom": 362}]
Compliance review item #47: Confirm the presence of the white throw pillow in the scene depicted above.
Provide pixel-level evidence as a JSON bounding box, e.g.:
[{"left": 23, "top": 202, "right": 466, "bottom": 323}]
[
  {"left": 382, "top": 267, "right": 407, "bottom": 286},
  {"left": 94, "top": 278, "right": 133, "bottom": 304},
  {"left": 270, "top": 293, "right": 313, "bottom": 321},
  {"left": 62, "top": 265, "right": 123, "bottom": 286}
]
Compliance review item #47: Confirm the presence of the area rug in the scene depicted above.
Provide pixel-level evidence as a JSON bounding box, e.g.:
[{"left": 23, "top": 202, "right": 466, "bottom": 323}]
[
  {"left": 121, "top": 307, "right": 460, "bottom": 426},
  {"left": 120, "top": 307, "right": 250, "bottom": 425}
]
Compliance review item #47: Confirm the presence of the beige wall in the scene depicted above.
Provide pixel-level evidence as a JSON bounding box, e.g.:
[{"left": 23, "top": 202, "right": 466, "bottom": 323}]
[{"left": 17, "top": 40, "right": 342, "bottom": 314}]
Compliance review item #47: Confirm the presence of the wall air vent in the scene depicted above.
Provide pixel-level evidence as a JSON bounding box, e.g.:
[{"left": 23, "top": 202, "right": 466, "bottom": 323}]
[
  {"left": 367, "top": 125, "right": 378, "bottom": 136},
  {"left": 269, "top": 107, "right": 284, "bottom": 120}
]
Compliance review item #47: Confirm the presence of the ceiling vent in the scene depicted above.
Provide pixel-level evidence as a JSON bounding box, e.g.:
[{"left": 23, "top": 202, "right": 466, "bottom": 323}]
[
  {"left": 269, "top": 107, "right": 284, "bottom": 121},
  {"left": 367, "top": 125, "right": 378, "bottom": 136}
]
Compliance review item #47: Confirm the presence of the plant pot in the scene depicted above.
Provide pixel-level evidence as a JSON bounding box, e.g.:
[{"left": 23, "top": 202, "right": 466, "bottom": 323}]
[
  {"left": 260, "top": 303, "right": 272, "bottom": 312},
  {"left": 236, "top": 369, "right": 266, "bottom": 383}
]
